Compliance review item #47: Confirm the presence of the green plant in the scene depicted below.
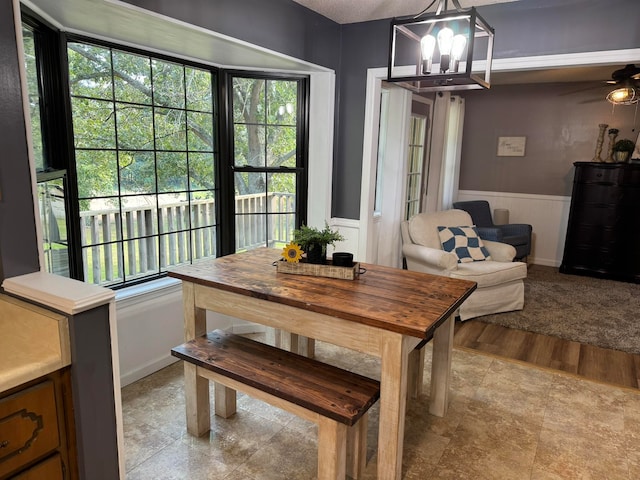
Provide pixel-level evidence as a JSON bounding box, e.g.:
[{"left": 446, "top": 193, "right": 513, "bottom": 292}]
[
  {"left": 292, "top": 223, "right": 344, "bottom": 255},
  {"left": 613, "top": 138, "right": 635, "bottom": 152}
]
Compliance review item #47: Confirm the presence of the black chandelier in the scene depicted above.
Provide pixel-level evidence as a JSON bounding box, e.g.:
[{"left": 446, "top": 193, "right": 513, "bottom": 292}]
[{"left": 387, "top": 0, "right": 495, "bottom": 93}]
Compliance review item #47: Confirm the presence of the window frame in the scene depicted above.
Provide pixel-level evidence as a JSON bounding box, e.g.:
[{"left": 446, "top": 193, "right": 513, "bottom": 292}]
[{"left": 219, "top": 70, "right": 309, "bottom": 256}]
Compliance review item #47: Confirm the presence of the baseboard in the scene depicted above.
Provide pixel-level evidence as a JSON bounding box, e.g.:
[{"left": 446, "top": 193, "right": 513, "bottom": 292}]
[{"left": 120, "top": 355, "right": 180, "bottom": 387}]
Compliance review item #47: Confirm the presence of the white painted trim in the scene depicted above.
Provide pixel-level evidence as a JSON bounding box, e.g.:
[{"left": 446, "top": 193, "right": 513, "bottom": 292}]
[
  {"left": 459, "top": 189, "right": 571, "bottom": 203},
  {"left": 14, "top": 0, "right": 46, "bottom": 272},
  {"left": 489, "top": 49, "right": 640, "bottom": 72},
  {"left": 103, "top": 0, "right": 333, "bottom": 73},
  {"left": 359, "top": 67, "right": 387, "bottom": 262},
  {"left": 2, "top": 272, "right": 115, "bottom": 315},
  {"left": 307, "top": 71, "right": 336, "bottom": 227}
]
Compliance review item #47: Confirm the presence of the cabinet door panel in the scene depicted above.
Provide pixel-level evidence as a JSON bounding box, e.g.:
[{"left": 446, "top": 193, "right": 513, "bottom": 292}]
[
  {"left": 10, "top": 454, "right": 64, "bottom": 480},
  {"left": 0, "top": 381, "right": 59, "bottom": 478}
]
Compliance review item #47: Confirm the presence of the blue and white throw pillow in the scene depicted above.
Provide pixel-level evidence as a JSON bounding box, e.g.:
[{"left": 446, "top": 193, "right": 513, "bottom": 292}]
[{"left": 437, "top": 226, "right": 491, "bottom": 263}]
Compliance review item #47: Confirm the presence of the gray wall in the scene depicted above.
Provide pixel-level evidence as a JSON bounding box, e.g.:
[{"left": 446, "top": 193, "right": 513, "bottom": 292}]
[
  {"left": 0, "top": 0, "right": 40, "bottom": 281},
  {"left": 459, "top": 82, "right": 639, "bottom": 196}
]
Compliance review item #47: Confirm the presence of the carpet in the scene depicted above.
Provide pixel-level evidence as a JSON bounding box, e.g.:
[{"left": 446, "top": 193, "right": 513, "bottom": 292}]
[{"left": 475, "top": 264, "right": 640, "bottom": 354}]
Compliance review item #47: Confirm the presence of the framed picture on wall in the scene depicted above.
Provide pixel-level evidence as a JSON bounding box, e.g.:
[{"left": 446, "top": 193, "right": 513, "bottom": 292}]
[{"left": 497, "top": 136, "right": 526, "bottom": 156}]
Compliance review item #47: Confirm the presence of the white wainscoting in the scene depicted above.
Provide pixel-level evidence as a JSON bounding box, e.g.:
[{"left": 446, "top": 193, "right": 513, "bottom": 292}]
[
  {"left": 115, "top": 279, "right": 241, "bottom": 386},
  {"left": 456, "top": 190, "right": 571, "bottom": 267}
]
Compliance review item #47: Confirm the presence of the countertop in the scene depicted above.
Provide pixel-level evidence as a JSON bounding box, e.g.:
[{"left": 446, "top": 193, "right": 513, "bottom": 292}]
[{"left": 0, "top": 294, "right": 71, "bottom": 393}]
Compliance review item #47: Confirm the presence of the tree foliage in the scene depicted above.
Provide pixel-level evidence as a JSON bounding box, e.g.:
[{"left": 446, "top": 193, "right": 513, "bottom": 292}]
[{"left": 67, "top": 42, "right": 299, "bottom": 206}]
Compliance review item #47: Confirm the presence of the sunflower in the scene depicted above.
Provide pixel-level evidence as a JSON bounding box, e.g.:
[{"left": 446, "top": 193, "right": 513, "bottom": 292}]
[{"left": 282, "top": 242, "right": 303, "bottom": 263}]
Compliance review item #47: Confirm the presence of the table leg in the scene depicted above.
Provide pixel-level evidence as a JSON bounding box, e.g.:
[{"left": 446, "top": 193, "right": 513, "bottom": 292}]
[
  {"left": 378, "top": 332, "right": 412, "bottom": 480},
  {"left": 429, "top": 315, "right": 454, "bottom": 417},
  {"left": 182, "top": 282, "right": 210, "bottom": 436}
]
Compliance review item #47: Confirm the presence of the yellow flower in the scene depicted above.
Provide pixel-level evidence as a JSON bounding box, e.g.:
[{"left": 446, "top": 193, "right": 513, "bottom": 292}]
[{"left": 282, "top": 242, "right": 303, "bottom": 263}]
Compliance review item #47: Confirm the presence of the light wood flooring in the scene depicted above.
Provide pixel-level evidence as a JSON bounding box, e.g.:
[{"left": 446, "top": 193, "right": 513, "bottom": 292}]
[{"left": 454, "top": 319, "right": 640, "bottom": 390}]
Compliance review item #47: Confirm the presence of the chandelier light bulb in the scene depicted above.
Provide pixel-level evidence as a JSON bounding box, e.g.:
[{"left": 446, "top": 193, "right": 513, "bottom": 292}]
[
  {"left": 420, "top": 35, "right": 436, "bottom": 74},
  {"left": 437, "top": 26, "right": 454, "bottom": 72},
  {"left": 451, "top": 34, "right": 467, "bottom": 72}
]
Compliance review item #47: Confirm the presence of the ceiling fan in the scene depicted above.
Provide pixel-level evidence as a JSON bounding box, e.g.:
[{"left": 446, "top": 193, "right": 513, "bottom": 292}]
[{"left": 604, "top": 64, "right": 640, "bottom": 105}]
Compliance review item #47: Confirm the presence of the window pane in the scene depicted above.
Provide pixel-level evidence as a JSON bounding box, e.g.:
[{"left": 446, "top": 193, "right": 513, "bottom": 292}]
[
  {"left": 266, "top": 126, "right": 296, "bottom": 167},
  {"left": 186, "top": 67, "right": 213, "bottom": 112},
  {"left": 191, "top": 192, "right": 216, "bottom": 227},
  {"left": 268, "top": 213, "right": 295, "bottom": 248},
  {"left": 266, "top": 79, "right": 297, "bottom": 125},
  {"left": 235, "top": 172, "right": 266, "bottom": 207},
  {"left": 159, "top": 231, "right": 190, "bottom": 268},
  {"left": 191, "top": 226, "right": 217, "bottom": 260},
  {"left": 121, "top": 196, "right": 158, "bottom": 240},
  {"left": 233, "top": 78, "right": 264, "bottom": 124},
  {"left": 187, "top": 111, "right": 214, "bottom": 151},
  {"left": 157, "top": 152, "right": 187, "bottom": 192},
  {"left": 189, "top": 153, "right": 215, "bottom": 190},
  {"left": 153, "top": 59, "right": 184, "bottom": 108},
  {"left": 76, "top": 150, "right": 118, "bottom": 198},
  {"left": 68, "top": 43, "right": 113, "bottom": 100},
  {"left": 234, "top": 124, "right": 264, "bottom": 167},
  {"left": 22, "top": 26, "right": 45, "bottom": 171},
  {"left": 235, "top": 214, "right": 266, "bottom": 252},
  {"left": 268, "top": 173, "right": 296, "bottom": 212},
  {"left": 119, "top": 151, "right": 155, "bottom": 195},
  {"left": 158, "top": 193, "right": 189, "bottom": 234},
  {"left": 39, "top": 177, "right": 69, "bottom": 277},
  {"left": 72, "top": 98, "right": 116, "bottom": 148},
  {"left": 155, "top": 108, "right": 186, "bottom": 150},
  {"left": 113, "top": 51, "right": 151, "bottom": 105},
  {"left": 116, "top": 103, "right": 153, "bottom": 149}
]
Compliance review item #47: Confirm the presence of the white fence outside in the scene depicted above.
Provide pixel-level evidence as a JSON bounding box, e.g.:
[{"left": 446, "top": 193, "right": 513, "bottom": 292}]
[{"left": 80, "top": 193, "right": 295, "bottom": 285}]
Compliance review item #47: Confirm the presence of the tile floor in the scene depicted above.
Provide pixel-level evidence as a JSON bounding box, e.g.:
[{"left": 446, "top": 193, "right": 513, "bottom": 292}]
[{"left": 122, "top": 339, "right": 640, "bottom": 479}]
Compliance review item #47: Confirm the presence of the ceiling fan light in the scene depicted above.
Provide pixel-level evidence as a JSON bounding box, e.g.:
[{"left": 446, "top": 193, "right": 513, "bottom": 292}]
[{"left": 606, "top": 86, "right": 639, "bottom": 105}]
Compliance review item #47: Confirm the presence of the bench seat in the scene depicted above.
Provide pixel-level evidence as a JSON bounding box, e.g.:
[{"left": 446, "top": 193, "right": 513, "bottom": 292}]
[{"left": 171, "top": 329, "right": 380, "bottom": 479}]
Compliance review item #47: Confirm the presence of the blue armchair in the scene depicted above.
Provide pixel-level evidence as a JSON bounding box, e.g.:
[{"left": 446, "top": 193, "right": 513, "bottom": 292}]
[{"left": 452, "top": 200, "right": 532, "bottom": 260}]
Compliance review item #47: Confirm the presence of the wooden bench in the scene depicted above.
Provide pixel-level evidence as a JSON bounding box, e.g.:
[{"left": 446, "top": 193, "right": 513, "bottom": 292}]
[{"left": 171, "top": 329, "right": 380, "bottom": 480}]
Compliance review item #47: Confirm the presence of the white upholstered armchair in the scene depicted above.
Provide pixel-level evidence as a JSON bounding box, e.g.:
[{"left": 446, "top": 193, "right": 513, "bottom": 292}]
[{"left": 401, "top": 210, "right": 527, "bottom": 320}]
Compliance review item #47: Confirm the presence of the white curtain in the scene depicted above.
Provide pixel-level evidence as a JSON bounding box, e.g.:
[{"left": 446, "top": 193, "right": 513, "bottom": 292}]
[
  {"left": 373, "top": 86, "right": 411, "bottom": 268},
  {"left": 438, "top": 95, "right": 465, "bottom": 211}
]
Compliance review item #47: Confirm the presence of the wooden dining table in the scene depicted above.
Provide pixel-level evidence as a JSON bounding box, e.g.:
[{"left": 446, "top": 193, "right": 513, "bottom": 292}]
[{"left": 168, "top": 247, "right": 476, "bottom": 480}]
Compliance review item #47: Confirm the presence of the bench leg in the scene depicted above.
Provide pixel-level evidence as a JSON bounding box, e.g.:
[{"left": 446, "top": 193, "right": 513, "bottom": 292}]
[
  {"left": 184, "top": 363, "right": 210, "bottom": 436},
  {"left": 214, "top": 382, "right": 237, "bottom": 418},
  {"left": 317, "top": 417, "right": 347, "bottom": 480},
  {"left": 346, "top": 413, "right": 368, "bottom": 480},
  {"left": 408, "top": 345, "right": 426, "bottom": 399}
]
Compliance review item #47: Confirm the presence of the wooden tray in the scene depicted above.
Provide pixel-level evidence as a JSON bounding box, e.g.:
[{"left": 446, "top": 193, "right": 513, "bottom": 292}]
[{"left": 276, "top": 259, "right": 360, "bottom": 280}]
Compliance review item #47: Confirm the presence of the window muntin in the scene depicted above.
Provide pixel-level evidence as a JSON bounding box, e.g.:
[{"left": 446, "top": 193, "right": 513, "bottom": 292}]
[
  {"left": 67, "top": 41, "right": 218, "bottom": 286},
  {"left": 405, "top": 114, "right": 427, "bottom": 220}
]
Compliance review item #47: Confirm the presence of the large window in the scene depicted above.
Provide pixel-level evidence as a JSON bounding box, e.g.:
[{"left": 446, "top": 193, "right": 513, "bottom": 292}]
[
  {"left": 67, "top": 41, "right": 218, "bottom": 286},
  {"left": 21, "top": 12, "right": 310, "bottom": 289},
  {"left": 229, "top": 74, "right": 307, "bottom": 252}
]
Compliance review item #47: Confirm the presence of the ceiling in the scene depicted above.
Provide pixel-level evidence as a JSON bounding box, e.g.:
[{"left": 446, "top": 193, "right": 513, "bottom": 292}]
[{"left": 291, "top": 0, "right": 520, "bottom": 24}]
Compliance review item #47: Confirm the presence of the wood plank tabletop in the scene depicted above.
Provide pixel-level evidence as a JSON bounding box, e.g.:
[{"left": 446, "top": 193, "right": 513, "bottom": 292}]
[{"left": 168, "top": 248, "right": 476, "bottom": 338}]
